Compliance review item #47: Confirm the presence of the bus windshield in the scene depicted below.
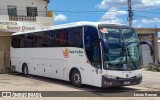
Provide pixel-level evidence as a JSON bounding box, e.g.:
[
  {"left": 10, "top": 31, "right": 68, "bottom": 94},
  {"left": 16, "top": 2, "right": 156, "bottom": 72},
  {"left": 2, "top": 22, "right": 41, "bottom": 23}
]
[{"left": 99, "top": 26, "right": 142, "bottom": 70}]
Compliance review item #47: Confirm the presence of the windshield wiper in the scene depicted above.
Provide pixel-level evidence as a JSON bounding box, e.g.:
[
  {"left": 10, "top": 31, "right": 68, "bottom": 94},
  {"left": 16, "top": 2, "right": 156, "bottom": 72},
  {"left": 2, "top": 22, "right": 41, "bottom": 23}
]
[
  {"left": 126, "top": 47, "right": 137, "bottom": 69},
  {"left": 120, "top": 37, "right": 137, "bottom": 69}
]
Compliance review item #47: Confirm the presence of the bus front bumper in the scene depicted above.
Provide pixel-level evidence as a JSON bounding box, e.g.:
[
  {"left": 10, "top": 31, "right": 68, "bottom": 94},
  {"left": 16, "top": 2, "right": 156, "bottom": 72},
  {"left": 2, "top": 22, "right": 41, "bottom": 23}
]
[{"left": 101, "top": 76, "right": 142, "bottom": 87}]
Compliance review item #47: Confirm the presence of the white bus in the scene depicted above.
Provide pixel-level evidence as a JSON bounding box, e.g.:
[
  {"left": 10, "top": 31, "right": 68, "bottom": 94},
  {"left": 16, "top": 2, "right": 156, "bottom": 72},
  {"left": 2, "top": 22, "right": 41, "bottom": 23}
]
[{"left": 11, "top": 22, "right": 153, "bottom": 87}]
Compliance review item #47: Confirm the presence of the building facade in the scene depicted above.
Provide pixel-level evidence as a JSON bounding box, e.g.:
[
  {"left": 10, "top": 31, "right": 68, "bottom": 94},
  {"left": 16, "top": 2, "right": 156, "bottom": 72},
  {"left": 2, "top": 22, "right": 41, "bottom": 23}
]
[
  {"left": 0, "top": 0, "right": 54, "bottom": 73},
  {"left": 136, "top": 28, "right": 160, "bottom": 66}
]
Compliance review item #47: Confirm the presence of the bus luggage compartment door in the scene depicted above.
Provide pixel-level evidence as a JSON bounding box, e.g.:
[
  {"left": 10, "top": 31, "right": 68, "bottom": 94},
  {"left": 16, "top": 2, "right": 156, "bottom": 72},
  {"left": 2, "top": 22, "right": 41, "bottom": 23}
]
[{"left": 62, "top": 60, "right": 68, "bottom": 81}]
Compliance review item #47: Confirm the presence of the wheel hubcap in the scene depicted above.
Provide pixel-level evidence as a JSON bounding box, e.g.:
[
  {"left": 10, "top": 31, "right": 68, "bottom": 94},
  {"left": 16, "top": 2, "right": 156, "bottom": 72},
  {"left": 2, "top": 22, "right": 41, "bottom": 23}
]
[{"left": 74, "top": 73, "right": 80, "bottom": 84}]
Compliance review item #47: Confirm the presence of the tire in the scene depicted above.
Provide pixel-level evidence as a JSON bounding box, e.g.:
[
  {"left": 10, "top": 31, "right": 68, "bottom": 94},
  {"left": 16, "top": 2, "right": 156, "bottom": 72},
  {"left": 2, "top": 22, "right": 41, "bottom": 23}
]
[
  {"left": 71, "top": 69, "right": 82, "bottom": 87},
  {"left": 23, "top": 64, "right": 28, "bottom": 76}
]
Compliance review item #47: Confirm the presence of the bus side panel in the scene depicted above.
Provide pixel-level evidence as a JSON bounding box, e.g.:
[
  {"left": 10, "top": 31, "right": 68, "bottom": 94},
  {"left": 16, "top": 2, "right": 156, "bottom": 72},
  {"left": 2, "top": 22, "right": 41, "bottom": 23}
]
[
  {"left": 11, "top": 57, "right": 20, "bottom": 72},
  {"left": 11, "top": 48, "right": 21, "bottom": 72},
  {"left": 15, "top": 57, "right": 22, "bottom": 72},
  {"left": 45, "top": 60, "right": 54, "bottom": 78},
  {"left": 29, "top": 59, "right": 42, "bottom": 76},
  {"left": 63, "top": 61, "right": 68, "bottom": 81},
  {"left": 66, "top": 48, "right": 93, "bottom": 86},
  {"left": 50, "top": 60, "right": 64, "bottom": 80},
  {"left": 81, "top": 65, "right": 92, "bottom": 85},
  {"left": 28, "top": 59, "right": 64, "bottom": 80},
  {"left": 11, "top": 48, "right": 29, "bottom": 73}
]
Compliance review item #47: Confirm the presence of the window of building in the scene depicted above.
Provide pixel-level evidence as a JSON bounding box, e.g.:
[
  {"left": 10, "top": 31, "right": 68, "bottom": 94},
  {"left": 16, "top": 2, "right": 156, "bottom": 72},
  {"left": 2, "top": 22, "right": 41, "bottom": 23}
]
[
  {"left": 27, "top": 7, "right": 38, "bottom": 16},
  {"left": 8, "top": 6, "right": 17, "bottom": 16}
]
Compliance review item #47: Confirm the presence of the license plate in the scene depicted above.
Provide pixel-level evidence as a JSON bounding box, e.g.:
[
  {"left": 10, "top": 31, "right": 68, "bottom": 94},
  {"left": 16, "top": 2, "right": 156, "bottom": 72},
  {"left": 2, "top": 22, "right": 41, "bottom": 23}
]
[{"left": 124, "top": 81, "right": 130, "bottom": 85}]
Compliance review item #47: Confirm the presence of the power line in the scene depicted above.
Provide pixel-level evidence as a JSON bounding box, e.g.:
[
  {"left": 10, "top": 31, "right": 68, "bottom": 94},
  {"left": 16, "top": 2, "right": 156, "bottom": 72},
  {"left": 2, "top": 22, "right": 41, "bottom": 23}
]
[
  {"left": 54, "top": 10, "right": 105, "bottom": 13},
  {"left": 53, "top": 9, "right": 160, "bottom": 20},
  {"left": 54, "top": 10, "right": 160, "bottom": 19},
  {"left": 53, "top": 10, "right": 121, "bottom": 13},
  {"left": 134, "top": 15, "right": 160, "bottom": 19},
  {"left": 133, "top": 10, "right": 160, "bottom": 15},
  {"left": 54, "top": 10, "right": 160, "bottom": 17}
]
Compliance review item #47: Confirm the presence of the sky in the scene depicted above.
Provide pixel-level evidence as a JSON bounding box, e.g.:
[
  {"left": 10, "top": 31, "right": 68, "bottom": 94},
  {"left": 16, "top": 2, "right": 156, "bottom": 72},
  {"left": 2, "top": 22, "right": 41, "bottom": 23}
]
[{"left": 48, "top": 0, "right": 160, "bottom": 28}]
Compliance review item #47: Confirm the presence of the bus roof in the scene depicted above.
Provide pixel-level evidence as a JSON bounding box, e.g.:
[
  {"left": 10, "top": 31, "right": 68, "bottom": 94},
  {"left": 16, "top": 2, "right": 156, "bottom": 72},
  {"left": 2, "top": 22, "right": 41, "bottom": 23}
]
[{"left": 12, "top": 21, "right": 130, "bottom": 35}]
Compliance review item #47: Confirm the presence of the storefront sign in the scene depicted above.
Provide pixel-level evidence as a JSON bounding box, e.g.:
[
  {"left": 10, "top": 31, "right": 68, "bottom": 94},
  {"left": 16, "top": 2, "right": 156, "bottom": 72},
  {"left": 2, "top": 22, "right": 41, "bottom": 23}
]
[{"left": 0, "top": 21, "right": 51, "bottom": 32}]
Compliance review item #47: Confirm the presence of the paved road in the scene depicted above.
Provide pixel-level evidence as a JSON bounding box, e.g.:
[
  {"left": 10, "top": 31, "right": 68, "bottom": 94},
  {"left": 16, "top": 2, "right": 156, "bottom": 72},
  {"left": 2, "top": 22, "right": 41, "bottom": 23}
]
[
  {"left": 0, "top": 69, "right": 160, "bottom": 100},
  {"left": 136, "top": 70, "right": 160, "bottom": 90}
]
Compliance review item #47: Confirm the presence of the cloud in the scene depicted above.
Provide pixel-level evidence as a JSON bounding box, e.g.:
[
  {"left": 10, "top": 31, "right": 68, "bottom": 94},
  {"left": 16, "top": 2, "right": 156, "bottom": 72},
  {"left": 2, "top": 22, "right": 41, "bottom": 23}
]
[
  {"left": 97, "top": 0, "right": 127, "bottom": 9},
  {"left": 133, "top": 20, "right": 138, "bottom": 24},
  {"left": 141, "top": 18, "right": 160, "bottom": 24},
  {"left": 136, "top": 25, "right": 143, "bottom": 28},
  {"left": 134, "top": 17, "right": 160, "bottom": 28},
  {"left": 54, "top": 14, "right": 67, "bottom": 22},
  {"left": 97, "top": 0, "right": 160, "bottom": 28},
  {"left": 100, "top": 7, "right": 127, "bottom": 24},
  {"left": 133, "top": 0, "right": 160, "bottom": 9},
  {"left": 97, "top": 0, "right": 160, "bottom": 10}
]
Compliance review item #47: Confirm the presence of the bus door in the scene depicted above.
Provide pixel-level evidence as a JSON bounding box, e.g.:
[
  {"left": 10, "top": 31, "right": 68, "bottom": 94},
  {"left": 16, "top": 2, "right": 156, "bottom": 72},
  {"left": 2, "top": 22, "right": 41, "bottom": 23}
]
[
  {"left": 84, "top": 26, "right": 102, "bottom": 87},
  {"left": 91, "top": 42, "right": 102, "bottom": 87}
]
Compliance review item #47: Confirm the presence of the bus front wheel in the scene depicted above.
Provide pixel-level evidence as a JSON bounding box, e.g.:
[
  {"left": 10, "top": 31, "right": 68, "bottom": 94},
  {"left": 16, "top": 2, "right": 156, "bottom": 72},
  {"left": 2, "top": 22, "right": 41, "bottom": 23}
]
[
  {"left": 23, "top": 64, "right": 28, "bottom": 76},
  {"left": 71, "top": 69, "right": 82, "bottom": 87}
]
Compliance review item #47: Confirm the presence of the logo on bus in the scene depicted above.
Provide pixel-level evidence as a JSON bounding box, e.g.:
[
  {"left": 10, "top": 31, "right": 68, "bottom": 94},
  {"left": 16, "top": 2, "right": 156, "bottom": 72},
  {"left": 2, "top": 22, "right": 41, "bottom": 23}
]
[{"left": 63, "top": 48, "right": 69, "bottom": 58}]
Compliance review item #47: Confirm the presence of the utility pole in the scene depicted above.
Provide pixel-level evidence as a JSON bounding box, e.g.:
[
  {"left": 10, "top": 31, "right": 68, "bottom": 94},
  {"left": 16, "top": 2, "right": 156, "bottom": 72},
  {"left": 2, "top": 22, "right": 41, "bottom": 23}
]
[{"left": 128, "top": 0, "right": 133, "bottom": 26}]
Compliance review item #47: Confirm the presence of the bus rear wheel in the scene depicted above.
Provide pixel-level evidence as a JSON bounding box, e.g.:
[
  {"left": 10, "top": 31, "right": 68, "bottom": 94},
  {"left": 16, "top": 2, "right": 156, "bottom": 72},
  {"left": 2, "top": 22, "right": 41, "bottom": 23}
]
[
  {"left": 71, "top": 69, "right": 82, "bottom": 87},
  {"left": 23, "top": 64, "right": 28, "bottom": 76}
]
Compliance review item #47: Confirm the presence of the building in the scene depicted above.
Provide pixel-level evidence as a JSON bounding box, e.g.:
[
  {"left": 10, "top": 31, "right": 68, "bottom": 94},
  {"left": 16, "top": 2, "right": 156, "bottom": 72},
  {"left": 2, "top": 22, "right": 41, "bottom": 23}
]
[
  {"left": 158, "top": 40, "right": 160, "bottom": 61},
  {"left": 136, "top": 28, "right": 160, "bottom": 66},
  {"left": 0, "top": 0, "right": 54, "bottom": 73}
]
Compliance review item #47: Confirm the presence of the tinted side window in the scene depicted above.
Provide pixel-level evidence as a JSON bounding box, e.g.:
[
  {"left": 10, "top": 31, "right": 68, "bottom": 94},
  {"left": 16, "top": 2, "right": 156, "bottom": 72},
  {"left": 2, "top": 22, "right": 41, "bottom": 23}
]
[
  {"left": 41, "top": 31, "right": 53, "bottom": 47},
  {"left": 23, "top": 34, "right": 35, "bottom": 47},
  {"left": 11, "top": 35, "right": 21, "bottom": 48},
  {"left": 34, "top": 32, "right": 43, "bottom": 47},
  {"left": 58, "top": 30, "right": 68, "bottom": 46},
  {"left": 84, "top": 26, "right": 100, "bottom": 66},
  {"left": 84, "top": 26, "right": 99, "bottom": 49},
  {"left": 39, "top": 30, "right": 67, "bottom": 47},
  {"left": 68, "top": 27, "right": 83, "bottom": 48},
  {"left": 12, "top": 27, "right": 83, "bottom": 48}
]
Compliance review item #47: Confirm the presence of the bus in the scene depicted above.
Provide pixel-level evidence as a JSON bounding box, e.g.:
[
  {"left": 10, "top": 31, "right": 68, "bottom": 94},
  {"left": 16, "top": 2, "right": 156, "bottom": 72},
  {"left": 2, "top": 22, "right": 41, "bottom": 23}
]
[{"left": 11, "top": 22, "right": 153, "bottom": 87}]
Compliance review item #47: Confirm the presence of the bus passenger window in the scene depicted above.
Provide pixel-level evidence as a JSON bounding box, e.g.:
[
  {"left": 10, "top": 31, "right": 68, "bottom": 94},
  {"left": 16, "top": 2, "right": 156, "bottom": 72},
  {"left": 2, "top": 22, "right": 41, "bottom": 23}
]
[
  {"left": 20, "top": 35, "right": 25, "bottom": 48},
  {"left": 68, "top": 27, "right": 83, "bottom": 48},
  {"left": 59, "top": 30, "right": 68, "bottom": 46},
  {"left": 36, "top": 36, "right": 42, "bottom": 47},
  {"left": 11, "top": 36, "right": 21, "bottom": 48}
]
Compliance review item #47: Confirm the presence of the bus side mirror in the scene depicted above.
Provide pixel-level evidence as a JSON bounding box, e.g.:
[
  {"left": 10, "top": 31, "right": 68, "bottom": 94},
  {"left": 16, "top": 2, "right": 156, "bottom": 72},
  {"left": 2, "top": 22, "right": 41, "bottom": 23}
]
[{"left": 140, "top": 41, "right": 154, "bottom": 56}]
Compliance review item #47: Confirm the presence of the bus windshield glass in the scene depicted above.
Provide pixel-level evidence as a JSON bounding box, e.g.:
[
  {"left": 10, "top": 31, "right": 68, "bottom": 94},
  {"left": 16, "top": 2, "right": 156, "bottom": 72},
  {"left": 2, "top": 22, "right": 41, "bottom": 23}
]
[{"left": 99, "top": 25, "right": 142, "bottom": 70}]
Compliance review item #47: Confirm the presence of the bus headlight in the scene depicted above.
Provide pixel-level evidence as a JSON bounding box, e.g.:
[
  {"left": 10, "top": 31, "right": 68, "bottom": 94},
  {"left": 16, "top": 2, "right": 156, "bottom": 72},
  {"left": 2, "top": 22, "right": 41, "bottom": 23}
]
[
  {"left": 104, "top": 75, "right": 117, "bottom": 79},
  {"left": 136, "top": 73, "right": 142, "bottom": 78}
]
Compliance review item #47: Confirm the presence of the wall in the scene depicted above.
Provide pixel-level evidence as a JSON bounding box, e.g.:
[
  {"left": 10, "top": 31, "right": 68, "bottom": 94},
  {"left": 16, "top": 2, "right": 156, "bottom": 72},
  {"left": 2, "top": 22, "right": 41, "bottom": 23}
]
[
  {"left": 158, "top": 41, "right": 160, "bottom": 61},
  {"left": 0, "top": 0, "right": 47, "bottom": 16},
  {"left": 0, "top": 35, "right": 11, "bottom": 73},
  {"left": 136, "top": 28, "right": 160, "bottom": 66},
  {"left": 0, "top": 0, "right": 53, "bottom": 73},
  {"left": 0, "top": 16, "right": 53, "bottom": 32}
]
